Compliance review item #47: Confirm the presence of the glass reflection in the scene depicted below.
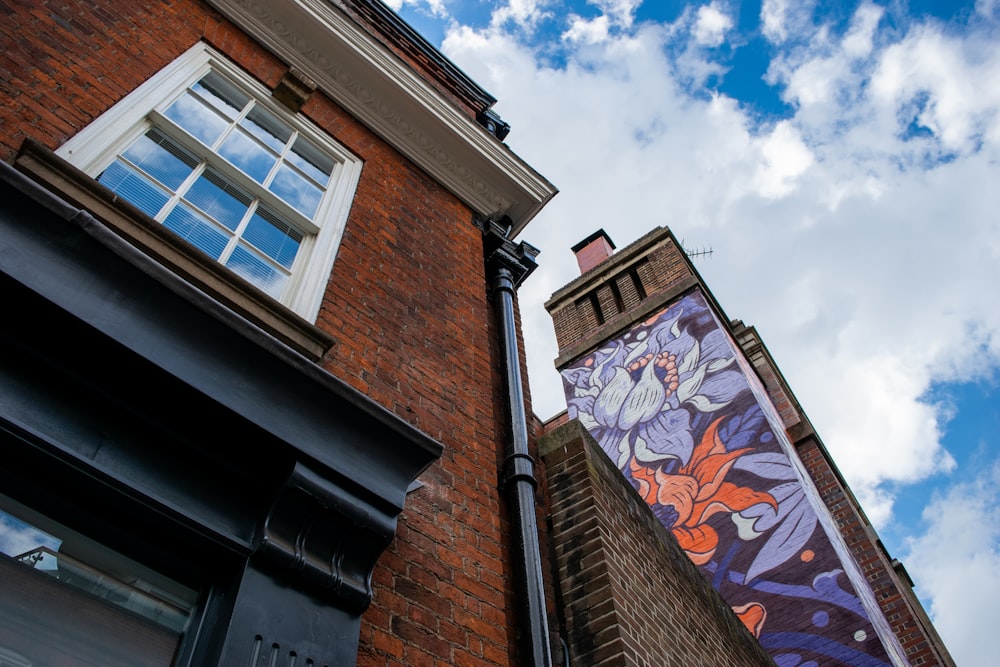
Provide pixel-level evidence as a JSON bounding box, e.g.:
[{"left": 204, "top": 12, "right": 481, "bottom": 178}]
[
  {"left": 227, "top": 245, "right": 287, "bottom": 299},
  {"left": 270, "top": 164, "right": 321, "bottom": 218},
  {"left": 193, "top": 71, "right": 248, "bottom": 119},
  {"left": 98, "top": 161, "right": 170, "bottom": 218},
  {"left": 219, "top": 129, "right": 277, "bottom": 183},
  {"left": 122, "top": 129, "right": 197, "bottom": 191},
  {"left": 184, "top": 170, "right": 251, "bottom": 231},
  {"left": 163, "top": 92, "right": 229, "bottom": 146},
  {"left": 243, "top": 206, "right": 302, "bottom": 269},
  {"left": 98, "top": 67, "right": 335, "bottom": 303},
  {"left": 289, "top": 136, "right": 334, "bottom": 186},
  {"left": 163, "top": 203, "right": 229, "bottom": 260},
  {"left": 241, "top": 106, "right": 290, "bottom": 153}
]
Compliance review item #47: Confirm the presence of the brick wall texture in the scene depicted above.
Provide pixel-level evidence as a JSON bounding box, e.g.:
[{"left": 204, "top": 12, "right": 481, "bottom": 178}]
[
  {"left": 0, "top": 3, "right": 527, "bottom": 664},
  {"left": 540, "top": 420, "right": 776, "bottom": 667},
  {"left": 547, "top": 228, "right": 693, "bottom": 355}
]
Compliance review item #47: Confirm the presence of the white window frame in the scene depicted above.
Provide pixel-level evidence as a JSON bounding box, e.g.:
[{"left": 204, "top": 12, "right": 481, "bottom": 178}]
[{"left": 57, "top": 42, "right": 362, "bottom": 323}]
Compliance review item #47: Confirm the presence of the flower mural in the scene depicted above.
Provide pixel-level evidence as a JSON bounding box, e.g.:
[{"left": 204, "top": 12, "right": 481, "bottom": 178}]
[
  {"left": 562, "top": 296, "right": 745, "bottom": 472},
  {"left": 629, "top": 417, "right": 777, "bottom": 565},
  {"left": 560, "top": 291, "right": 894, "bottom": 666}
]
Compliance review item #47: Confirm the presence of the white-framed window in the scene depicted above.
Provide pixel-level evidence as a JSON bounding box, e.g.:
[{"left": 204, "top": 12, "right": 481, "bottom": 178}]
[{"left": 57, "top": 43, "right": 362, "bottom": 322}]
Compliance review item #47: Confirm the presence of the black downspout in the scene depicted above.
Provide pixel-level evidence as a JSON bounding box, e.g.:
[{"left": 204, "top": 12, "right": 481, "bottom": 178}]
[{"left": 482, "top": 217, "right": 553, "bottom": 667}]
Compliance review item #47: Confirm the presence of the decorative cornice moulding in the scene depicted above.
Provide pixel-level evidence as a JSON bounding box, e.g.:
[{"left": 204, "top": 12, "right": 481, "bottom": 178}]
[{"left": 207, "top": 0, "right": 557, "bottom": 236}]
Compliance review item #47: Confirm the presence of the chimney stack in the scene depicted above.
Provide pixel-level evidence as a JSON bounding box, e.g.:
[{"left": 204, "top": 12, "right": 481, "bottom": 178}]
[{"left": 571, "top": 229, "right": 616, "bottom": 274}]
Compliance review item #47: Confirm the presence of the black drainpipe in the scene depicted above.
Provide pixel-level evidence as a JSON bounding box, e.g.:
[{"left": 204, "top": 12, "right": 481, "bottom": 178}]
[{"left": 482, "top": 216, "right": 553, "bottom": 667}]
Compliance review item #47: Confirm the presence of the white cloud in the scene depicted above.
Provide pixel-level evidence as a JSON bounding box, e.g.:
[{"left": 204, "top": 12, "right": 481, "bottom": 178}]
[
  {"left": 760, "top": 0, "right": 791, "bottom": 42},
  {"left": 589, "top": 0, "right": 643, "bottom": 30},
  {"left": 903, "top": 461, "right": 1000, "bottom": 667},
  {"left": 842, "top": 2, "right": 883, "bottom": 58},
  {"left": 977, "top": 0, "right": 1000, "bottom": 18},
  {"left": 870, "top": 23, "right": 1000, "bottom": 155},
  {"left": 491, "top": 0, "right": 552, "bottom": 29},
  {"left": 752, "top": 120, "right": 814, "bottom": 198},
  {"left": 693, "top": 1, "right": 733, "bottom": 47},
  {"left": 563, "top": 15, "right": 611, "bottom": 44},
  {"left": 760, "top": 0, "right": 817, "bottom": 44},
  {"left": 382, "top": 0, "right": 448, "bottom": 17}
]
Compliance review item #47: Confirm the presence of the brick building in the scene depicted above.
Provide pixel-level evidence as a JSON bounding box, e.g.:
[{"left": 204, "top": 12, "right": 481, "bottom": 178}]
[
  {"left": 544, "top": 227, "right": 956, "bottom": 666},
  {"left": 0, "top": 0, "right": 558, "bottom": 664}
]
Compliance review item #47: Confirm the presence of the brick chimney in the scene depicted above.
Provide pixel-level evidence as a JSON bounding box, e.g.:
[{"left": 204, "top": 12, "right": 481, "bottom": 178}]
[{"left": 572, "top": 229, "right": 616, "bottom": 274}]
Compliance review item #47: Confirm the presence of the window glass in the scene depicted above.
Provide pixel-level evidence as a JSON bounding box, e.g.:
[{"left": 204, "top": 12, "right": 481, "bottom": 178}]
[
  {"left": 163, "top": 91, "right": 231, "bottom": 146},
  {"left": 184, "top": 170, "right": 251, "bottom": 231},
  {"left": 121, "top": 129, "right": 198, "bottom": 190},
  {"left": 98, "top": 71, "right": 320, "bottom": 297},
  {"left": 163, "top": 203, "right": 230, "bottom": 260},
  {"left": 270, "top": 163, "right": 322, "bottom": 218},
  {"left": 289, "top": 136, "right": 334, "bottom": 186},
  {"left": 227, "top": 244, "right": 288, "bottom": 299},
  {"left": 0, "top": 495, "right": 197, "bottom": 666},
  {"left": 98, "top": 161, "right": 170, "bottom": 217},
  {"left": 243, "top": 206, "right": 302, "bottom": 269},
  {"left": 194, "top": 70, "right": 249, "bottom": 120},
  {"left": 62, "top": 46, "right": 363, "bottom": 320},
  {"left": 219, "top": 128, "right": 278, "bottom": 183},
  {"left": 242, "top": 106, "right": 291, "bottom": 153}
]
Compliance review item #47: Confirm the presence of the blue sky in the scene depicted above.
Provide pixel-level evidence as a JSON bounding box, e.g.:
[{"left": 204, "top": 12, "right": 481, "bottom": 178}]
[{"left": 386, "top": 0, "right": 999, "bottom": 664}]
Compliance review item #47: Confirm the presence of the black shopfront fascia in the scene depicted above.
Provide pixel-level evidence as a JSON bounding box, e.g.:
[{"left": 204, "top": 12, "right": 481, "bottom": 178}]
[{"left": 0, "top": 160, "right": 443, "bottom": 666}]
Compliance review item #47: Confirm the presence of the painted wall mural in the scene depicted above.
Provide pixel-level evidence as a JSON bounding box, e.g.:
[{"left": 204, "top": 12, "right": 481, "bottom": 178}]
[{"left": 560, "top": 290, "right": 894, "bottom": 667}]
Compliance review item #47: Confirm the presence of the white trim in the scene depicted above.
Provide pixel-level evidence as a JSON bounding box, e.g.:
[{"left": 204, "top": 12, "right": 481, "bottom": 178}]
[
  {"left": 57, "top": 43, "right": 362, "bottom": 323},
  {"left": 204, "top": 0, "right": 557, "bottom": 236}
]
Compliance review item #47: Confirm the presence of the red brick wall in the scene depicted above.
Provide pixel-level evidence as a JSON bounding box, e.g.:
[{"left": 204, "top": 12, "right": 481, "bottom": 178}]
[
  {"left": 1, "top": 3, "right": 523, "bottom": 664},
  {"left": 548, "top": 229, "right": 694, "bottom": 355}
]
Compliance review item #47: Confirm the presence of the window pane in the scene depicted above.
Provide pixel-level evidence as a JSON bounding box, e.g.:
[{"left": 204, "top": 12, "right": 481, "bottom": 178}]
[
  {"left": 184, "top": 170, "right": 251, "bottom": 231},
  {"left": 0, "top": 496, "right": 197, "bottom": 666},
  {"left": 98, "top": 161, "right": 170, "bottom": 218},
  {"left": 219, "top": 129, "right": 278, "bottom": 183},
  {"left": 163, "top": 203, "right": 230, "bottom": 260},
  {"left": 243, "top": 206, "right": 302, "bottom": 269},
  {"left": 270, "top": 164, "right": 322, "bottom": 219},
  {"left": 193, "top": 71, "right": 249, "bottom": 119},
  {"left": 121, "top": 129, "right": 198, "bottom": 191},
  {"left": 241, "top": 106, "right": 291, "bottom": 153},
  {"left": 226, "top": 244, "right": 288, "bottom": 298},
  {"left": 288, "top": 136, "right": 334, "bottom": 186},
  {"left": 163, "top": 91, "right": 230, "bottom": 146}
]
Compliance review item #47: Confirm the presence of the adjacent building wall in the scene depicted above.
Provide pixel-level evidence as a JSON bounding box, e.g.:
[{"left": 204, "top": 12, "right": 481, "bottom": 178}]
[
  {"left": 546, "top": 227, "right": 952, "bottom": 666},
  {"left": 540, "top": 420, "right": 776, "bottom": 667}
]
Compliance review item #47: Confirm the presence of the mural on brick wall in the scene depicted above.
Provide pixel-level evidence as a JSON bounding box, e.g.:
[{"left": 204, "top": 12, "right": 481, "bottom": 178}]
[{"left": 561, "top": 290, "right": 893, "bottom": 667}]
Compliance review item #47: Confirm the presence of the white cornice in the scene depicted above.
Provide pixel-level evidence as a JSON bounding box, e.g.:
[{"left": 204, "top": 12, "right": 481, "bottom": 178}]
[{"left": 206, "top": 0, "right": 557, "bottom": 236}]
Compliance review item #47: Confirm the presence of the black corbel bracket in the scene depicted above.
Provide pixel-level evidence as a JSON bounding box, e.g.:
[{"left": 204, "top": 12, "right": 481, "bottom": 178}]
[{"left": 257, "top": 462, "right": 396, "bottom": 614}]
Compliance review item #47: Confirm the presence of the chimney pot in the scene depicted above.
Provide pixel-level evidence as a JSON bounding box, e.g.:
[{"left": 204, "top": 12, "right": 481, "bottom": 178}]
[{"left": 572, "top": 229, "right": 616, "bottom": 274}]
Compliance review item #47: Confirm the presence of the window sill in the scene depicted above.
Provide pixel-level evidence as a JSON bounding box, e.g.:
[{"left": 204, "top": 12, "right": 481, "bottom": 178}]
[{"left": 14, "top": 138, "right": 335, "bottom": 361}]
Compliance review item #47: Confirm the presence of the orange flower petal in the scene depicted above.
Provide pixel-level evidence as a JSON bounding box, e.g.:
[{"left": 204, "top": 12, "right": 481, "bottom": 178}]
[
  {"left": 655, "top": 475, "right": 698, "bottom": 524},
  {"left": 673, "top": 524, "right": 718, "bottom": 565},
  {"left": 733, "top": 602, "right": 766, "bottom": 637},
  {"left": 692, "top": 446, "right": 755, "bottom": 495}
]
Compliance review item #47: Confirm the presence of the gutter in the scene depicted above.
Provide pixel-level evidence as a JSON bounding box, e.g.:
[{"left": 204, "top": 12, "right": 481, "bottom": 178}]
[{"left": 482, "top": 216, "right": 553, "bottom": 667}]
